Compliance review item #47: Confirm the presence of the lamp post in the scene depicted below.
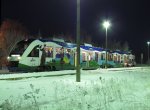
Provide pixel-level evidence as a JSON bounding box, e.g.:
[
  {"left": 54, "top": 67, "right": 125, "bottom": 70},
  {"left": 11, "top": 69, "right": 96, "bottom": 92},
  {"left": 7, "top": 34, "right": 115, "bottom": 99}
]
[
  {"left": 103, "top": 21, "right": 110, "bottom": 69},
  {"left": 76, "top": 0, "right": 80, "bottom": 82},
  {"left": 147, "top": 41, "right": 150, "bottom": 63}
]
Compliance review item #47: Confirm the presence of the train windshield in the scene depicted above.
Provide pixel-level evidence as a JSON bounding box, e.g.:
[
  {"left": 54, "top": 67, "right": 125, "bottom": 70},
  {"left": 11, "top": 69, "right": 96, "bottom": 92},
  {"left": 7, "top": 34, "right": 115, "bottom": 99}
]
[{"left": 10, "top": 39, "right": 34, "bottom": 56}]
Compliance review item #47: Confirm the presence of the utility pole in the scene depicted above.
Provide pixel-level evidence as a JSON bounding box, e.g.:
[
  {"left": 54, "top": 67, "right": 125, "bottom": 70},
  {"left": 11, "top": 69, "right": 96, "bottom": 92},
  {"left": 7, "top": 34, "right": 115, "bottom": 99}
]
[
  {"left": 76, "top": 0, "right": 80, "bottom": 82},
  {"left": 141, "top": 53, "right": 143, "bottom": 64},
  {"left": 103, "top": 21, "right": 110, "bottom": 69},
  {"left": 105, "top": 28, "right": 108, "bottom": 69},
  {"left": 147, "top": 41, "right": 150, "bottom": 63}
]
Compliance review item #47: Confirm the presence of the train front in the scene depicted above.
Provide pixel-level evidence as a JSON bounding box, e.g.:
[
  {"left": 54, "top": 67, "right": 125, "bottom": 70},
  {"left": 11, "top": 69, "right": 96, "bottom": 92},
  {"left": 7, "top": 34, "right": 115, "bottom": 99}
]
[{"left": 7, "top": 39, "right": 34, "bottom": 71}]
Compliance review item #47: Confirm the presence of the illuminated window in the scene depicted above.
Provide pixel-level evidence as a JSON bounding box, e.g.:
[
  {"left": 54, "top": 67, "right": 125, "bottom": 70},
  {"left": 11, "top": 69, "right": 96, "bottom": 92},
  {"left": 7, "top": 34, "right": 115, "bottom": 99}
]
[
  {"left": 56, "top": 47, "right": 64, "bottom": 58},
  {"left": 45, "top": 46, "right": 53, "bottom": 58},
  {"left": 108, "top": 54, "right": 113, "bottom": 61},
  {"left": 101, "top": 53, "right": 105, "bottom": 60},
  {"left": 66, "top": 49, "right": 71, "bottom": 58}
]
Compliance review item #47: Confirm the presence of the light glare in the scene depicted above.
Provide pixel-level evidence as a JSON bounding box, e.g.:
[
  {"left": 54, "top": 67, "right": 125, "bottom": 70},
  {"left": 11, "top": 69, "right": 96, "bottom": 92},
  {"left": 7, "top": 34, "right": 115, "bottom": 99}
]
[
  {"left": 7, "top": 56, "right": 10, "bottom": 60},
  {"left": 103, "top": 21, "right": 110, "bottom": 29}
]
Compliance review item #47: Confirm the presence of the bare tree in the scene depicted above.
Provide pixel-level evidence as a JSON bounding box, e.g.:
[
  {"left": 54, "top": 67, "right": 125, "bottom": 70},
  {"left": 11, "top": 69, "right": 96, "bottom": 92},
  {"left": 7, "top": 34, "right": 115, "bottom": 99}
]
[
  {"left": 65, "top": 34, "right": 75, "bottom": 43},
  {"left": 122, "top": 41, "right": 129, "bottom": 51},
  {"left": 108, "top": 40, "right": 129, "bottom": 51},
  {"left": 0, "top": 19, "right": 28, "bottom": 65},
  {"left": 84, "top": 35, "right": 92, "bottom": 44},
  {"left": 37, "top": 29, "right": 42, "bottom": 39}
]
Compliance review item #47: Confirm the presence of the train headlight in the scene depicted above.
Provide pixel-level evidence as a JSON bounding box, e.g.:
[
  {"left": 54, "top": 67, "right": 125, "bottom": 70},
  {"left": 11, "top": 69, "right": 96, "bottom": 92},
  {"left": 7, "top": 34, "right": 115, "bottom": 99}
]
[
  {"left": 10, "top": 54, "right": 21, "bottom": 60},
  {"left": 11, "top": 55, "right": 20, "bottom": 57},
  {"left": 7, "top": 56, "right": 10, "bottom": 60},
  {"left": 18, "top": 56, "right": 21, "bottom": 60}
]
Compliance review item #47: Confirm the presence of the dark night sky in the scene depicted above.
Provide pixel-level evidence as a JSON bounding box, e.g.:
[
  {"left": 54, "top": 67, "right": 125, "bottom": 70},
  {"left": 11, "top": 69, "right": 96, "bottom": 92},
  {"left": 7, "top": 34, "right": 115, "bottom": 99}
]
[{"left": 1, "top": 0, "right": 150, "bottom": 63}]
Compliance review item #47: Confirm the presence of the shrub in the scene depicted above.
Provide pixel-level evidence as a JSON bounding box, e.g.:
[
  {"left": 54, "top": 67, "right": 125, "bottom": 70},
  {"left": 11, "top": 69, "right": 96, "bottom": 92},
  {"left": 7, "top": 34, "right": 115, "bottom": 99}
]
[{"left": 100, "top": 63, "right": 114, "bottom": 68}]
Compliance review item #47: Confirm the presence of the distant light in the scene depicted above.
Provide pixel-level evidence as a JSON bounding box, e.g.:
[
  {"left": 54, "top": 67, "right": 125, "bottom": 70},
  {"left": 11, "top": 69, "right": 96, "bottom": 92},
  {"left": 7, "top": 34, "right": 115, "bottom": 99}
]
[
  {"left": 25, "top": 38, "right": 28, "bottom": 41},
  {"left": 103, "top": 21, "right": 110, "bottom": 29},
  {"left": 147, "top": 41, "right": 150, "bottom": 45}
]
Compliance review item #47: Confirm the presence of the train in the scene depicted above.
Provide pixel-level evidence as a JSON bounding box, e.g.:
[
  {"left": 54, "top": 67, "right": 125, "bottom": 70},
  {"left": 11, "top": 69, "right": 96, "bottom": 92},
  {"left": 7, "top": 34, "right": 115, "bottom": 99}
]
[{"left": 7, "top": 38, "right": 135, "bottom": 72}]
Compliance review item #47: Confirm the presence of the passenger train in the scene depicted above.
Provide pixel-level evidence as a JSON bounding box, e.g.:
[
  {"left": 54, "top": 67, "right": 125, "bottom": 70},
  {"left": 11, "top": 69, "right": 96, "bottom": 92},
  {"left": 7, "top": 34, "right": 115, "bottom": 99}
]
[{"left": 7, "top": 38, "right": 135, "bottom": 71}]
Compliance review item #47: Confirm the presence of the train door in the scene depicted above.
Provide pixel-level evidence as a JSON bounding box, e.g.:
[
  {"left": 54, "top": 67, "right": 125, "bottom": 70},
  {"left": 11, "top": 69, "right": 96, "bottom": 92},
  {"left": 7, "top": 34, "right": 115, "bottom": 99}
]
[
  {"left": 25, "top": 45, "right": 40, "bottom": 67},
  {"left": 95, "top": 52, "right": 98, "bottom": 62},
  {"left": 82, "top": 52, "right": 86, "bottom": 61},
  {"left": 118, "top": 55, "right": 121, "bottom": 63}
]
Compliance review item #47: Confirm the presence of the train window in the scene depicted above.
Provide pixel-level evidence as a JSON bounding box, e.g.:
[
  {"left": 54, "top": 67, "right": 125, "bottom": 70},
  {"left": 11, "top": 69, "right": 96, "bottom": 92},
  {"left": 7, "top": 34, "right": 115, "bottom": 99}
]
[
  {"left": 66, "top": 49, "right": 71, "bottom": 58},
  {"left": 56, "top": 47, "right": 61, "bottom": 54},
  {"left": 28, "top": 46, "right": 39, "bottom": 57},
  {"left": 101, "top": 53, "right": 105, "bottom": 60},
  {"left": 56, "top": 47, "right": 64, "bottom": 58},
  {"left": 10, "top": 39, "right": 33, "bottom": 56},
  {"left": 45, "top": 46, "right": 53, "bottom": 58},
  {"left": 56, "top": 47, "right": 61, "bottom": 58},
  {"left": 89, "top": 52, "right": 93, "bottom": 60},
  {"left": 114, "top": 55, "right": 117, "bottom": 62}
]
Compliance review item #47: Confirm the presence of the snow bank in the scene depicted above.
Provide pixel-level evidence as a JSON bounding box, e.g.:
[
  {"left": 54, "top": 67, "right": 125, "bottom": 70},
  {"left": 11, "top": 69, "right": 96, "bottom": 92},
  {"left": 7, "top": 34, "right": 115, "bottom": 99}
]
[{"left": 0, "top": 67, "right": 150, "bottom": 110}]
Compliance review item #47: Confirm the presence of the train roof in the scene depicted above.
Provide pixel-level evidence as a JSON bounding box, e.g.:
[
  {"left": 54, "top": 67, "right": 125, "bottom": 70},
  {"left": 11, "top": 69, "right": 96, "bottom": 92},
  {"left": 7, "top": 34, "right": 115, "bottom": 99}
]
[
  {"left": 23, "top": 38, "right": 132, "bottom": 54},
  {"left": 80, "top": 45, "right": 104, "bottom": 51},
  {"left": 111, "top": 50, "right": 131, "bottom": 54},
  {"left": 39, "top": 39, "right": 76, "bottom": 48}
]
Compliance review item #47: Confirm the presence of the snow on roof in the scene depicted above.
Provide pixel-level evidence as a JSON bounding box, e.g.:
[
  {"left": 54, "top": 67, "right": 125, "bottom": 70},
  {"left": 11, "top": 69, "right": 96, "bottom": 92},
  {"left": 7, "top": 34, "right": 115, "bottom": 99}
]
[
  {"left": 52, "top": 38, "right": 65, "bottom": 42},
  {"left": 81, "top": 45, "right": 104, "bottom": 51},
  {"left": 84, "top": 43, "right": 92, "bottom": 47},
  {"left": 112, "top": 50, "right": 131, "bottom": 54}
]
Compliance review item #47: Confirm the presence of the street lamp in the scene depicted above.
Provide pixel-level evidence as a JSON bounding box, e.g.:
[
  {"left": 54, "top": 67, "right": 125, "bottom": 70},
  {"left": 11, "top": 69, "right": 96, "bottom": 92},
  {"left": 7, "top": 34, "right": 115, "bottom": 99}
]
[
  {"left": 103, "top": 21, "right": 110, "bottom": 68},
  {"left": 76, "top": 0, "right": 80, "bottom": 82},
  {"left": 147, "top": 41, "right": 150, "bottom": 63}
]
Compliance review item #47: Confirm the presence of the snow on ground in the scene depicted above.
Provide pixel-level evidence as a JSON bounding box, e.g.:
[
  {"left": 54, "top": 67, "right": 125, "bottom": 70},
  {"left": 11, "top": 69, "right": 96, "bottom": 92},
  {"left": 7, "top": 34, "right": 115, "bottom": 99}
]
[{"left": 0, "top": 67, "right": 150, "bottom": 110}]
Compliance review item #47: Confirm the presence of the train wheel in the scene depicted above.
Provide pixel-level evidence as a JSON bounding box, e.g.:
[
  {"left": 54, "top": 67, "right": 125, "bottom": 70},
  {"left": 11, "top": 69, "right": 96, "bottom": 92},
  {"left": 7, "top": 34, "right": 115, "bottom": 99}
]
[{"left": 52, "top": 66, "right": 56, "bottom": 71}]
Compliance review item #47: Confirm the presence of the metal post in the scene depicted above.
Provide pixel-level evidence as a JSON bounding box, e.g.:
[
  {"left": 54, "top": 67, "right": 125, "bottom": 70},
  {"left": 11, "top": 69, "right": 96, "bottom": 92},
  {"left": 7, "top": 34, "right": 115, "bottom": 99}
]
[
  {"left": 76, "top": 0, "right": 80, "bottom": 82},
  {"left": 105, "top": 28, "right": 107, "bottom": 69},
  {"left": 148, "top": 43, "right": 149, "bottom": 62},
  {"left": 141, "top": 53, "right": 143, "bottom": 64}
]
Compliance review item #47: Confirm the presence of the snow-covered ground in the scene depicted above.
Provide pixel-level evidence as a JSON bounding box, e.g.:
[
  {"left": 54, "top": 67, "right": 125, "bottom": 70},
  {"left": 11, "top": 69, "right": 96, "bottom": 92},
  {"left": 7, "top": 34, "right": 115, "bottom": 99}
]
[{"left": 0, "top": 67, "right": 150, "bottom": 110}]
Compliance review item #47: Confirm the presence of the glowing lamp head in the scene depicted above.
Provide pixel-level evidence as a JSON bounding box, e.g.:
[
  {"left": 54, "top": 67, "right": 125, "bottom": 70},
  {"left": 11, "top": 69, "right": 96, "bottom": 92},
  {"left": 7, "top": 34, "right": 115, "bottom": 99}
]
[
  {"left": 147, "top": 41, "right": 150, "bottom": 45},
  {"left": 103, "top": 21, "right": 110, "bottom": 29}
]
